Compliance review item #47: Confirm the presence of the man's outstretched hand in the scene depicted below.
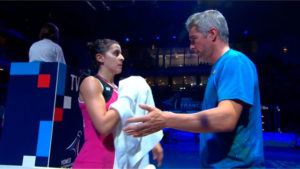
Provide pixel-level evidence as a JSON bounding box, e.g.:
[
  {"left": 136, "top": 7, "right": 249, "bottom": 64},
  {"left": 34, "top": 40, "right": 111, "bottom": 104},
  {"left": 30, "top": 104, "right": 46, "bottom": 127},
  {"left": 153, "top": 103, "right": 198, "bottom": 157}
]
[{"left": 123, "top": 104, "right": 170, "bottom": 137}]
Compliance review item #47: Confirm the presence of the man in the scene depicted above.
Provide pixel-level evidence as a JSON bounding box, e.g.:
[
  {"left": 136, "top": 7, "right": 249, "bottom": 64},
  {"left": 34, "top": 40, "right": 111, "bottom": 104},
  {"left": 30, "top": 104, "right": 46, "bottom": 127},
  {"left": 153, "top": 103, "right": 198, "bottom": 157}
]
[
  {"left": 124, "top": 10, "right": 265, "bottom": 168},
  {"left": 29, "top": 22, "right": 66, "bottom": 64}
]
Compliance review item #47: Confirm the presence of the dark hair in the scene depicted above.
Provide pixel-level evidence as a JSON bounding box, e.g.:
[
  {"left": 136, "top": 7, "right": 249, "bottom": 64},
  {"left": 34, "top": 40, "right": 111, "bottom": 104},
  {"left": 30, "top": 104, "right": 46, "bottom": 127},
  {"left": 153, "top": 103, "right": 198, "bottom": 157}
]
[
  {"left": 87, "top": 39, "right": 119, "bottom": 56},
  {"left": 87, "top": 38, "right": 119, "bottom": 71},
  {"left": 39, "top": 23, "right": 59, "bottom": 42}
]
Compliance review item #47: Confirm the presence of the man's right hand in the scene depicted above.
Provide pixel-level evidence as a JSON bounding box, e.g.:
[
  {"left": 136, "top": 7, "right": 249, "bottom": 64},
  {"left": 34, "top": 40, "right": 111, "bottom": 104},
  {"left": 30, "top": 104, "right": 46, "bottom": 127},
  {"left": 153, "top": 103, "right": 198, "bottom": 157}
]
[{"left": 123, "top": 104, "right": 170, "bottom": 137}]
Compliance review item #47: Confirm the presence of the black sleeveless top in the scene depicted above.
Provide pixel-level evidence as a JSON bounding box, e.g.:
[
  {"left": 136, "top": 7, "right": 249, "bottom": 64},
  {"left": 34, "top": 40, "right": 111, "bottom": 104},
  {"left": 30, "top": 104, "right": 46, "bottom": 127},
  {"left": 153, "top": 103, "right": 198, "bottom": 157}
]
[{"left": 94, "top": 75, "right": 114, "bottom": 102}]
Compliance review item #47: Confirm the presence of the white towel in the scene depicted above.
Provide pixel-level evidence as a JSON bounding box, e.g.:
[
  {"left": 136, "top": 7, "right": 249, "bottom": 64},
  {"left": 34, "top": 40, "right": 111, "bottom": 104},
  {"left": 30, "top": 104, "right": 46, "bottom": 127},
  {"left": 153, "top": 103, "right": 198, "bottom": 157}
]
[{"left": 110, "top": 76, "right": 163, "bottom": 169}]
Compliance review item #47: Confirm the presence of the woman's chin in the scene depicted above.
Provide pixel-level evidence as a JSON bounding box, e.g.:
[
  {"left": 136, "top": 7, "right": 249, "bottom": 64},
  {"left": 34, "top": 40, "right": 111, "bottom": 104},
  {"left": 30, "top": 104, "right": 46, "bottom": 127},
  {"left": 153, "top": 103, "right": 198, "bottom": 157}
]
[{"left": 115, "top": 70, "right": 122, "bottom": 75}]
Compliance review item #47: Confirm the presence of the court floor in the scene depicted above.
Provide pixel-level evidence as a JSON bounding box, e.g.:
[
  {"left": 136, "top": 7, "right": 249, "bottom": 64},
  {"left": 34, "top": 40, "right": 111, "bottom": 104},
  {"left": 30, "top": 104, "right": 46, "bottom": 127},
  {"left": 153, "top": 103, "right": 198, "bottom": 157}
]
[
  {"left": 1, "top": 130, "right": 300, "bottom": 168},
  {"left": 150, "top": 130, "right": 300, "bottom": 168}
]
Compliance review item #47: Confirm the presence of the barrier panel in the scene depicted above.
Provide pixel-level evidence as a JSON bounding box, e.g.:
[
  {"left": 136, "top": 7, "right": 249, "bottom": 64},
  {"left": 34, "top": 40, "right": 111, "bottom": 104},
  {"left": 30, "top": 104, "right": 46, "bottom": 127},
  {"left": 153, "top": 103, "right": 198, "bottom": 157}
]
[{"left": 0, "top": 62, "right": 84, "bottom": 168}]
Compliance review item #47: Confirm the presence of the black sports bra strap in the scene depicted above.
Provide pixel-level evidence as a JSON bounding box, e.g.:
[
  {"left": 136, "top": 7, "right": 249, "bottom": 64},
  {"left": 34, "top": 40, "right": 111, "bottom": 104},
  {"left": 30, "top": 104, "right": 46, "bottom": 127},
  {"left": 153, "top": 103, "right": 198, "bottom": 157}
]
[{"left": 94, "top": 75, "right": 113, "bottom": 102}]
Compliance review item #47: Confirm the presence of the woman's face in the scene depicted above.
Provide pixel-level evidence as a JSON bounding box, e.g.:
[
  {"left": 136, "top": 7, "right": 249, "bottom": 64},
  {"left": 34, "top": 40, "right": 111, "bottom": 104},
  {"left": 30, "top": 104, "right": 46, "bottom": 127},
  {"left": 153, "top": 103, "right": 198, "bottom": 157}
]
[{"left": 101, "top": 43, "right": 124, "bottom": 75}]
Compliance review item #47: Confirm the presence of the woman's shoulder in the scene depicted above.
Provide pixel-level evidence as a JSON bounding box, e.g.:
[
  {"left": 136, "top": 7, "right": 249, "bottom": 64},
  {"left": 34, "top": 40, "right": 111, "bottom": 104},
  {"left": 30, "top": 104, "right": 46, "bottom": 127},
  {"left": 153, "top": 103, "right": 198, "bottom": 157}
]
[{"left": 80, "top": 76, "right": 102, "bottom": 92}]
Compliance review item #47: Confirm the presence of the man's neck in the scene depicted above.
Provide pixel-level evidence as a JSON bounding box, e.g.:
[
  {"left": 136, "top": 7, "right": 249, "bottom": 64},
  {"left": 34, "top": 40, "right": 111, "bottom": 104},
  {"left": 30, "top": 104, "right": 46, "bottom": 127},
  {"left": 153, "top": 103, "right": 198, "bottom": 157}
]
[{"left": 210, "top": 42, "right": 230, "bottom": 65}]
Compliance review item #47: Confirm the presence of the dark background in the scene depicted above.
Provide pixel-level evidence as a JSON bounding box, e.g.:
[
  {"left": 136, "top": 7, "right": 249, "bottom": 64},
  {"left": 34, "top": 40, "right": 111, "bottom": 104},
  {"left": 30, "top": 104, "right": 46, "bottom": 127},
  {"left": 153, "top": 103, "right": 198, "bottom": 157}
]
[{"left": 0, "top": 0, "right": 299, "bottom": 133}]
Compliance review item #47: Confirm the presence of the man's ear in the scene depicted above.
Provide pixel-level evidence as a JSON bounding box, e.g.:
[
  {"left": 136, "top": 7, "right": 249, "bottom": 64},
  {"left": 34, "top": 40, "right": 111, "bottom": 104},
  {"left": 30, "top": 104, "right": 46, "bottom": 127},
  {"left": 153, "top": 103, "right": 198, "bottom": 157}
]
[
  {"left": 208, "top": 27, "right": 217, "bottom": 42},
  {"left": 96, "top": 53, "right": 104, "bottom": 63}
]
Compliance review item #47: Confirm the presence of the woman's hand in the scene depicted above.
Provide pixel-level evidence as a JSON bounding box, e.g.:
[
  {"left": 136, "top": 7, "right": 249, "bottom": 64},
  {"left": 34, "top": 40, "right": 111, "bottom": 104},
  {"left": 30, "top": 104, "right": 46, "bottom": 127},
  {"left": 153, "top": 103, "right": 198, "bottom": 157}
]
[{"left": 152, "top": 143, "right": 163, "bottom": 167}]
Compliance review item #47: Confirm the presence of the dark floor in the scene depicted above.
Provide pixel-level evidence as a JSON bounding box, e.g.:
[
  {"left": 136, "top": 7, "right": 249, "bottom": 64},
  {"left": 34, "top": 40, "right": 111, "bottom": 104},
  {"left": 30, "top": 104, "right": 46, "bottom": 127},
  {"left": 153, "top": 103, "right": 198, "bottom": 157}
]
[
  {"left": 150, "top": 130, "right": 300, "bottom": 169},
  {"left": 0, "top": 129, "right": 300, "bottom": 168}
]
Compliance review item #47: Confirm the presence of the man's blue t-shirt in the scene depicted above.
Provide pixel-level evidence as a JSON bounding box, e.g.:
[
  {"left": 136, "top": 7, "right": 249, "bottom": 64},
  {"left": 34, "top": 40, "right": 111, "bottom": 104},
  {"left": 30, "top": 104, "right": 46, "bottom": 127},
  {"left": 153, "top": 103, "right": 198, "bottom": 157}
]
[{"left": 200, "top": 49, "right": 265, "bottom": 168}]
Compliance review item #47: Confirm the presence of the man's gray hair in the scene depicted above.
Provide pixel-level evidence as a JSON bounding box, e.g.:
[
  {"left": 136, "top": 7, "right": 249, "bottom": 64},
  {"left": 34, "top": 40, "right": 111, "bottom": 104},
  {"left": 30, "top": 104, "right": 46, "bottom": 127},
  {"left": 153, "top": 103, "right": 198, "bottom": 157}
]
[{"left": 185, "top": 9, "right": 229, "bottom": 44}]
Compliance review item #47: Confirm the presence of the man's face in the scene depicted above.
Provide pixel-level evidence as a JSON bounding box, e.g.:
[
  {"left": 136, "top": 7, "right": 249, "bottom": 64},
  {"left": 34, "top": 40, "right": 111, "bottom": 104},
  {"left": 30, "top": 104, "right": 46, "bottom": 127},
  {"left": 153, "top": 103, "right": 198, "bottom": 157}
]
[{"left": 188, "top": 26, "right": 211, "bottom": 63}]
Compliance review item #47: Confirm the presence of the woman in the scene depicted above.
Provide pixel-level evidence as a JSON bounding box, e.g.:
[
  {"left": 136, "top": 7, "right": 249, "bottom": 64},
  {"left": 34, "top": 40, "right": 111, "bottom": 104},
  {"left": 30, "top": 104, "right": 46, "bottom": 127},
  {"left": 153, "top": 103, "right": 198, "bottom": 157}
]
[
  {"left": 73, "top": 39, "right": 163, "bottom": 168},
  {"left": 72, "top": 39, "right": 123, "bottom": 168}
]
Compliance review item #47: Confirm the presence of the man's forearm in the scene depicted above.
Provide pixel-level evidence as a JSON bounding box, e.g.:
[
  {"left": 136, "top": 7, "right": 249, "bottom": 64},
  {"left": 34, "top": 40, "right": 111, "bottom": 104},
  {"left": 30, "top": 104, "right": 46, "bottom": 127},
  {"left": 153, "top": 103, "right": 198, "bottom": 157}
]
[
  {"left": 165, "top": 106, "right": 239, "bottom": 133},
  {"left": 165, "top": 111, "right": 207, "bottom": 133}
]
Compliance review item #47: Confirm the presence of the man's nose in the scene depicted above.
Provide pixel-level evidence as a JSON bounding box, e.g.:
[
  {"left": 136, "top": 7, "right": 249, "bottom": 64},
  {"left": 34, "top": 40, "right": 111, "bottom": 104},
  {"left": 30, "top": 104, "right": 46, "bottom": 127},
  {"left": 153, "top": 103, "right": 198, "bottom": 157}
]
[{"left": 190, "top": 44, "right": 195, "bottom": 51}]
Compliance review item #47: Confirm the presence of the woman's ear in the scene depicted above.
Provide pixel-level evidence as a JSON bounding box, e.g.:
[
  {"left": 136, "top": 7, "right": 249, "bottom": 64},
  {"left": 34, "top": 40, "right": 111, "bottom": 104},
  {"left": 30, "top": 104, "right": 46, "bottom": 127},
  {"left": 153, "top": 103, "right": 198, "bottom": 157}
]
[{"left": 96, "top": 53, "right": 104, "bottom": 64}]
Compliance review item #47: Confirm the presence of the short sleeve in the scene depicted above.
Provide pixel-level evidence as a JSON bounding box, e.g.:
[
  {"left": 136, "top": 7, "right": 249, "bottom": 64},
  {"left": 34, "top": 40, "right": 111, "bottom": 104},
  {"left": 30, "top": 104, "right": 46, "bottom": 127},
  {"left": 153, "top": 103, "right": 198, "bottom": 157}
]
[
  {"left": 216, "top": 56, "right": 255, "bottom": 106},
  {"left": 56, "top": 45, "right": 66, "bottom": 64},
  {"left": 28, "top": 45, "right": 34, "bottom": 62}
]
